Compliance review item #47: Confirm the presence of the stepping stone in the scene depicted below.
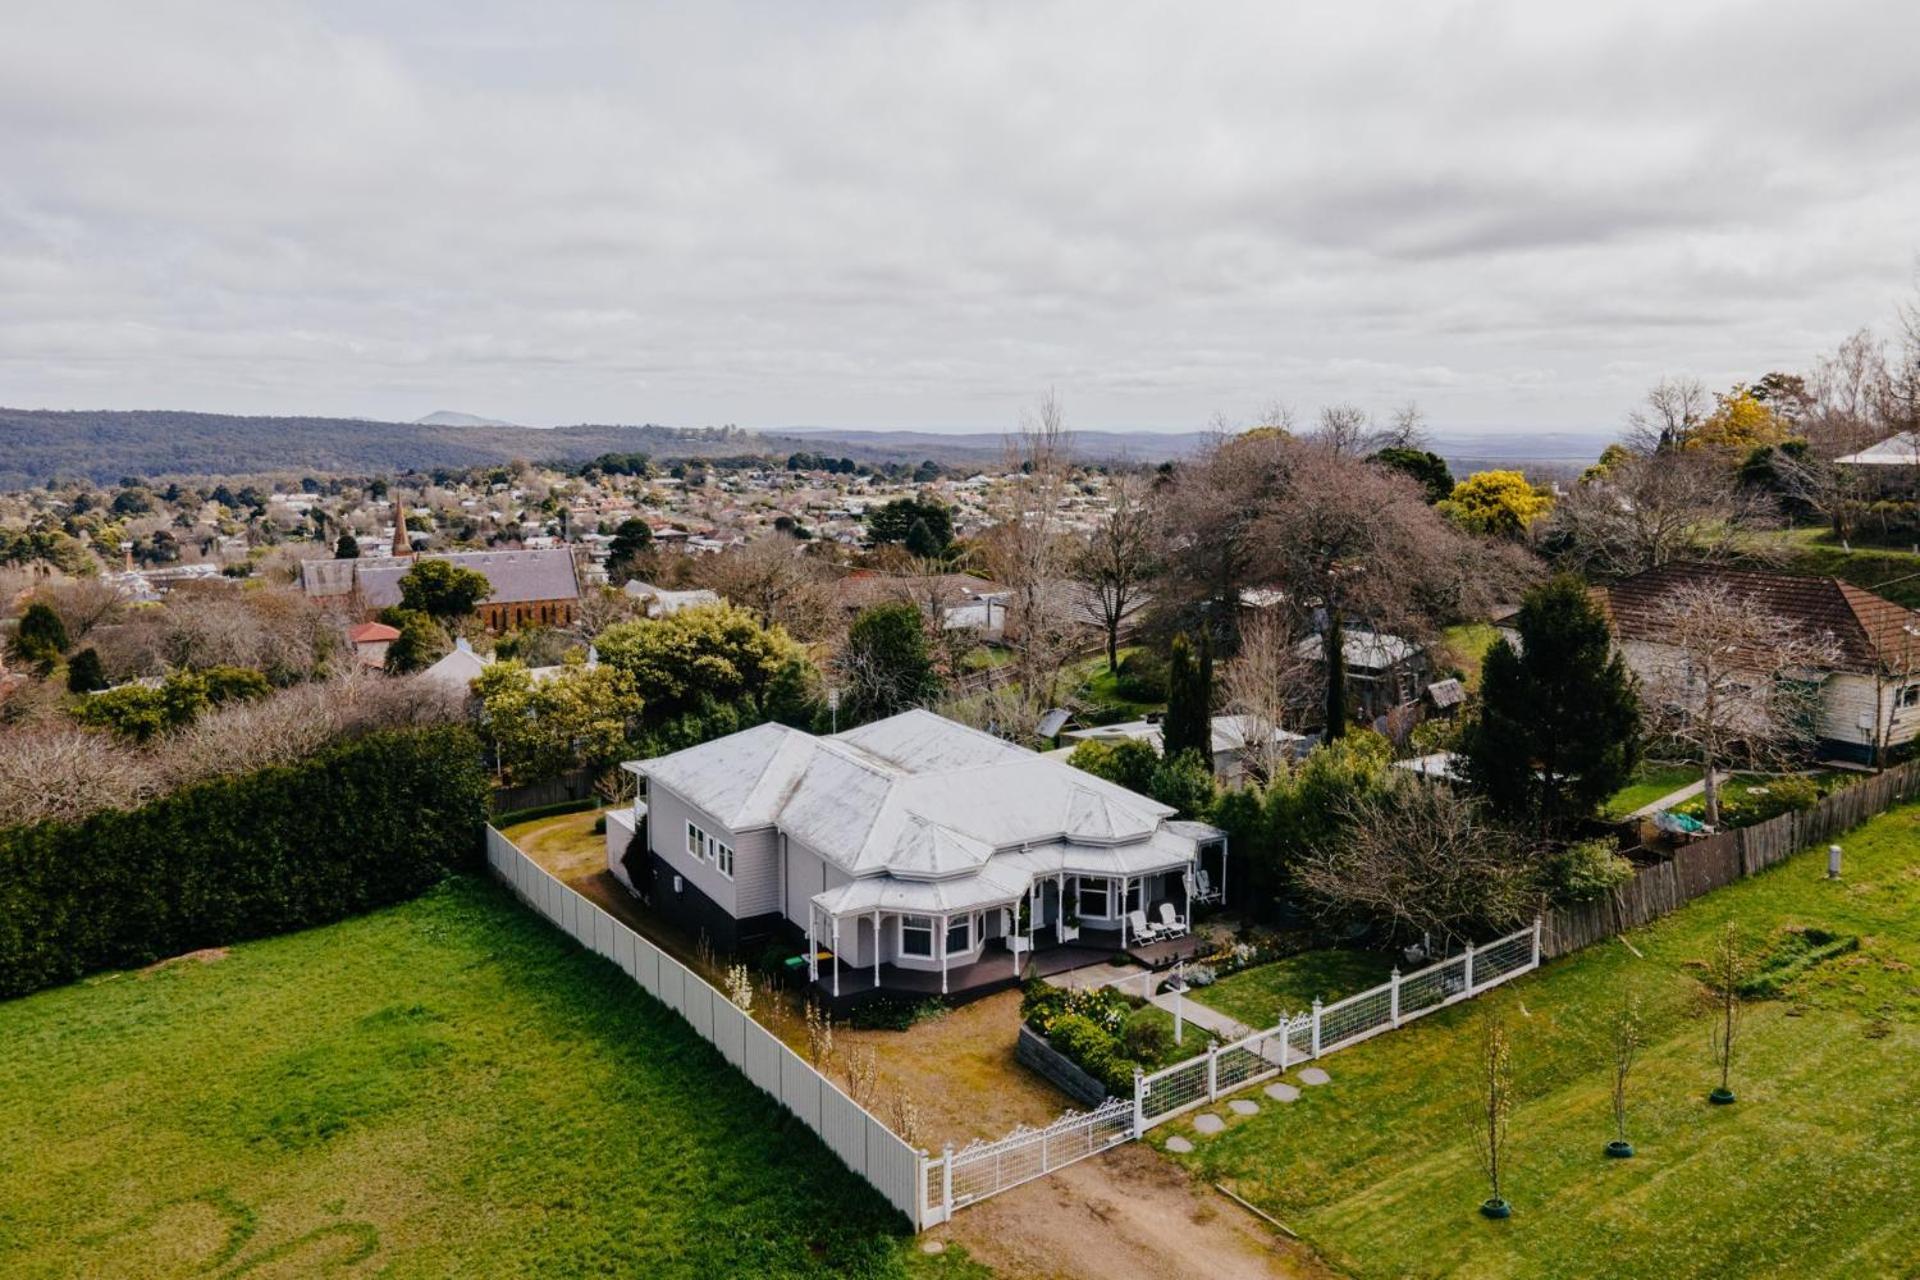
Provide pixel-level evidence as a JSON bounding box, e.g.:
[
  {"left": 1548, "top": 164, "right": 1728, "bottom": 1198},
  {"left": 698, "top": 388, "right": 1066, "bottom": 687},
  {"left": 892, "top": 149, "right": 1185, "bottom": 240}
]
[
  {"left": 1299, "top": 1067, "right": 1332, "bottom": 1086},
  {"left": 1164, "top": 1135, "right": 1194, "bottom": 1154},
  {"left": 1193, "top": 1113, "right": 1226, "bottom": 1135},
  {"left": 1229, "top": 1099, "right": 1259, "bottom": 1116},
  {"left": 1265, "top": 1082, "right": 1301, "bottom": 1103},
  {"left": 920, "top": 1241, "right": 946, "bottom": 1256}
]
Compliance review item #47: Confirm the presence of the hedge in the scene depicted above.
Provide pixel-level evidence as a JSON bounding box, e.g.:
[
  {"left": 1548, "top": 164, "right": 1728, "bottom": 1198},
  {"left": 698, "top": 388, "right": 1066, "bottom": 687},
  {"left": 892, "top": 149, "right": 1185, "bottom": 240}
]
[{"left": 0, "top": 725, "right": 490, "bottom": 999}]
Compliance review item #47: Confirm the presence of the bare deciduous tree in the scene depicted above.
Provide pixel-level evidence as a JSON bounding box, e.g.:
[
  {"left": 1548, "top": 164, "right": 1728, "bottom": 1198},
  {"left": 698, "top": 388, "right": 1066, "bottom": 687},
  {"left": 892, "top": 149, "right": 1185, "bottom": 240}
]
[
  {"left": 1550, "top": 450, "right": 1777, "bottom": 578},
  {"left": 1641, "top": 581, "right": 1840, "bottom": 825},
  {"left": 1074, "top": 472, "right": 1156, "bottom": 672},
  {"left": 1608, "top": 992, "right": 1641, "bottom": 1154},
  {"left": 1217, "top": 610, "right": 1315, "bottom": 784},
  {"left": 1703, "top": 920, "right": 1746, "bottom": 1103},
  {"left": 1295, "top": 778, "right": 1541, "bottom": 949},
  {"left": 1311, "top": 403, "right": 1379, "bottom": 457},
  {"left": 1473, "top": 1008, "right": 1515, "bottom": 1216},
  {"left": 694, "top": 533, "right": 835, "bottom": 640},
  {"left": 1626, "top": 375, "right": 1711, "bottom": 451}
]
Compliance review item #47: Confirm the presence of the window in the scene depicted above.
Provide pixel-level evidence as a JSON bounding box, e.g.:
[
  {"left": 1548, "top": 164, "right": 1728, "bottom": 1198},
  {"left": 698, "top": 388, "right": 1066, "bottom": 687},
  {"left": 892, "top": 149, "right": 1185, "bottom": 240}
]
[
  {"left": 1077, "top": 877, "right": 1111, "bottom": 920},
  {"left": 686, "top": 820, "right": 702, "bottom": 857},
  {"left": 900, "top": 916, "right": 934, "bottom": 958},
  {"left": 946, "top": 914, "right": 974, "bottom": 956},
  {"left": 1125, "top": 879, "right": 1142, "bottom": 915},
  {"left": 711, "top": 838, "right": 734, "bottom": 879},
  {"left": 1903, "top": 685, "right": 1920, "bottom": 709}
]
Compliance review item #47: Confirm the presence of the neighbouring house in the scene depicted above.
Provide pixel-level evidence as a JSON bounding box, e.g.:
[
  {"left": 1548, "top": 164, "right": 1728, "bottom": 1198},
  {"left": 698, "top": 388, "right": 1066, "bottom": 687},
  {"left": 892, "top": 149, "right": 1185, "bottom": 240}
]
[
  {"left": 345, "top": 620, "right": 400, "bottom": 669},
  {"left": 832, "top": 571, "right": 1011, "bottom": 634},
  {"left": 299, "top": 546, "right": 581, "bottom": 631},
  {"left": 1425, "top": 676, "right": 1467, "bottom": 717},
  {"left": 1597, "top": 564, "right": 1920, "bottom": 764},
  {"left": 1060, "top": 713, "right": 1308, "bottom": 784},
  {"left": 604, "top": 709, "right": 1227, "bottom": 1006},
  {"left": 622, "top": 580, "right": 721, "bottom": 617},
  {"left": 1294, "top": 628, "right": 1431, "bottom": 720}
]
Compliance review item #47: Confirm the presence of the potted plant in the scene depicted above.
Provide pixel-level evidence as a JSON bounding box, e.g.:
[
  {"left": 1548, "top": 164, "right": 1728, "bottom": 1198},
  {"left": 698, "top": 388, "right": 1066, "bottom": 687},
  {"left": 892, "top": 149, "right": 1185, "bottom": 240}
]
[
  {"left": 1704, "top": 921, "right": 1744, "bottom": 1106},
  {"left": 1475, "top": 1010, "right": 1514, "bottom": 1220},
  {"left": 1059, "top": 906, "right": 1081, "bottom": 944},
  {"left": 1606, "top": 993, "right": 1640, "bottom": 1158}
]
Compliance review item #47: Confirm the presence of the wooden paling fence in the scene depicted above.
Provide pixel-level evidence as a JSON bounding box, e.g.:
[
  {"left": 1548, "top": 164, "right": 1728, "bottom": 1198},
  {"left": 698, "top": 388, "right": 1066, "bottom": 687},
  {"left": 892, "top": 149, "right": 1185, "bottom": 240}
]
[{"left": 1542, "top": 761, "right": 1920, "bottom": 958}]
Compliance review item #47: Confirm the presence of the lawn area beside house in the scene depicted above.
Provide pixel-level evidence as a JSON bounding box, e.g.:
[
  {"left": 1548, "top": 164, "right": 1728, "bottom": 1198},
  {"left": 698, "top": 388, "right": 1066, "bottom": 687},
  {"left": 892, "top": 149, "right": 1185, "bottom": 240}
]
[
  {"left": 1068, "top": 646, "right": 1164, "bottom": 721},
  {"left": 1192, "top": 949, "right": 1400, "bottom": 1031},
  {"left": 502, "top": 806, "right": 613, "bottom": 881},
  {"left": 1602, "top": 761, "right": 1703, "bottom": 818},
  {"left": 1154, "top": 802, "right": 1920, "bottom": 1279},
  {"left": 1440, "top": 622, "right": 1501, "bottom": 692},
  {"left": 0, "top": 876, "right": 980, "bottom": 1280}
]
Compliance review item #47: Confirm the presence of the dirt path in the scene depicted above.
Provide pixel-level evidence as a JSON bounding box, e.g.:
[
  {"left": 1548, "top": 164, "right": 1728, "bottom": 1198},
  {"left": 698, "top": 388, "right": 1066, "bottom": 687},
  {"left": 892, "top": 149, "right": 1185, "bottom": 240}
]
[{"left": 931, "top": 1144, "right": 1335, "bottom": 1280}]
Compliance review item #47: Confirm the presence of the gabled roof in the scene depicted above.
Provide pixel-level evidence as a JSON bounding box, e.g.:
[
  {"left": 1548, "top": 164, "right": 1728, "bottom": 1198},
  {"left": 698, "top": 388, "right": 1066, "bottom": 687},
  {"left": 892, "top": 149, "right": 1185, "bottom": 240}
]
[
  {"left": 300, "top": 548, "right": 580, "bottom": 607},
  {"left": 346, "top": 621, "right": 401, "bottom": 644},
  {"left": 1598, "top": 564, "right": 1920, "bottom": 674},
  {"left": 1835, "top": 431, "right": 1920, "bottom": 466}
]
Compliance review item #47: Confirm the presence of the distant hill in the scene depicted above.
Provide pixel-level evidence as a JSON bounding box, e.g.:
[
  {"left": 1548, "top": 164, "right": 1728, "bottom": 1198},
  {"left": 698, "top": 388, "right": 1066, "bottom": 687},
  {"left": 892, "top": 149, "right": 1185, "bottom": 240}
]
[
  {"left": 0, "top": 408, "right": 1615, "bottom": 487},
  {"left": 414, "top": 409, "right": 522, "bottom": 428},
  {"left": 0, "top": 409, "right": 805, "bottom": 486}
]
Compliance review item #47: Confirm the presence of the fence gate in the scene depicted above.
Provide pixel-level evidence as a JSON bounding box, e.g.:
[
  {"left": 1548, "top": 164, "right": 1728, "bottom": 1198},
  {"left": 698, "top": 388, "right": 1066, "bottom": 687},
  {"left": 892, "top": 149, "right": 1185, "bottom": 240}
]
[{"left": 928, "top": 1097, "right": 1134, "bottom": 1216}]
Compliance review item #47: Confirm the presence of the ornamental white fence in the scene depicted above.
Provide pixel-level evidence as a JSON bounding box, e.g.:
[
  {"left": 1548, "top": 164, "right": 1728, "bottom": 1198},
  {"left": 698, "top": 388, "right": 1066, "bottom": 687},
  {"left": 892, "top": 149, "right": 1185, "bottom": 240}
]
[
  {"left": 484, "top": 827, "right": 943, "bottom": 1229},
  {"left": 1135, "top": 919, "right": 1542, "bottom": 1131},
  {"left": 923, "top": 1096, "right": 1134, "bottom": 1219}
]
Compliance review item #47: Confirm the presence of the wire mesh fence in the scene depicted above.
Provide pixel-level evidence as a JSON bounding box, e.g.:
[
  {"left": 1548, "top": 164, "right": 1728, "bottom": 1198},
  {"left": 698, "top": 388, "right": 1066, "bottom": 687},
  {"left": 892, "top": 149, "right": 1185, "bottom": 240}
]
[
  {"left": 937, "top": 1097, "right": 1134, "bottom": 1210},
  {"left": 1134, "top": 920, "right": 1542, "bottom": 1133}
]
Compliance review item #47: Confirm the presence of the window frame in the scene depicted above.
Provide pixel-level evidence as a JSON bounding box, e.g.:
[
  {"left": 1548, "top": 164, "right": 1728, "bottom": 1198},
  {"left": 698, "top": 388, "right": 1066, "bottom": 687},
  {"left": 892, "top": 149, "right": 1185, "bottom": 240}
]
[
  {"left": 685, "top": 820, "right": 702, "bottom": 858},
  {"left": 1076, "top": 876, "right": 1112, "bottom": 920},
  {"left": 900, "top": 915, "right": 934, "bottom": 958},
  {"left": 711, "top": 837, "right": 734, "bottom": 879},
  {"left": 945, "top": 913, "right": 975, "bottom": 957}
]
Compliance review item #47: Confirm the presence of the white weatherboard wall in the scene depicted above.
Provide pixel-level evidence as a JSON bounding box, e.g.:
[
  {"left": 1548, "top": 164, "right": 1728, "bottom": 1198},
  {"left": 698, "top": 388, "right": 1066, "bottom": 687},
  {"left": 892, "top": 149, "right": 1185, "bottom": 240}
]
[{"left": 484, "top": 827, "right": 937, "bottom": 1229}]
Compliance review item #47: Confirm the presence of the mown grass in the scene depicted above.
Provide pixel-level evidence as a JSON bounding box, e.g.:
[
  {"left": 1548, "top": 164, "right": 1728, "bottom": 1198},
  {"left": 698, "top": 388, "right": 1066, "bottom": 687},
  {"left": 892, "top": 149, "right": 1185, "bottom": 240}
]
[
  {"left": 1156, "top": 803, "right": 1920, "bottom": 1279},
  {"left": 1194, "top": 950, "right": 1400, "bottom": 1030},
  {"left": 1440, "top": 622, "right": 1502, "bottom": 693},
  {"left": 0, "top": 877, "right": 982, "bottom": 1280},
  {"left": 1068, "top": 646, "right": 1163, "bottom": 720},
  {"left": 1602, "top": 762, "right": 1702, "bottom": 819}
]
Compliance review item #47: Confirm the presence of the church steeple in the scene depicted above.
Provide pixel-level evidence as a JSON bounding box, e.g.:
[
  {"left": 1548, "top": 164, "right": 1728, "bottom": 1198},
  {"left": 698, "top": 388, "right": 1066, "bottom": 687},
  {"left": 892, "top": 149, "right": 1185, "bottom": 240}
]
[{"left": 391, "top": 498, "right": 411, "bottom": 557}]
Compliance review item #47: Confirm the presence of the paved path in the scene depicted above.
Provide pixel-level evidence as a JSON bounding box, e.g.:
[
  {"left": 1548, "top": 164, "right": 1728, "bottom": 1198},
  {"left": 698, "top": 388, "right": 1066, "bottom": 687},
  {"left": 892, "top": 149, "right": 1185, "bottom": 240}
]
[
  {"left": 1626, "top": 771, "right": 1720, "bottom": 820},
  {"left": 1148, "top": 986, "right": 1256, "bottom": 1044}
]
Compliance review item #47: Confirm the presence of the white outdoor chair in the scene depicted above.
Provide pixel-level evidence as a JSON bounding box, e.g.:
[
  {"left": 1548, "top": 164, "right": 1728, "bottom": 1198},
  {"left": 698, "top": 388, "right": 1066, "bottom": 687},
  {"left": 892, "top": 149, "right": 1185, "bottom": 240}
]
[
  {"left": 1155, "top": 902, "right": 1188, "bottom": 939},
  {"left": 1191, "top": 868, "right": 1219, "bottom": 904},
  {"left": 1125, "top": 908, "right": 1166, "bottom": 945}
]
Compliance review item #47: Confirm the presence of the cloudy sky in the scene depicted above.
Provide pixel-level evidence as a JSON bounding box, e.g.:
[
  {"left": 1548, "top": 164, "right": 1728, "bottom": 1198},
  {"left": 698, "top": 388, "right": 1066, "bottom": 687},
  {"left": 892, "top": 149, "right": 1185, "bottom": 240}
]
[{"left": 3, "top": 1, "right": 1917, "bottom": 435}]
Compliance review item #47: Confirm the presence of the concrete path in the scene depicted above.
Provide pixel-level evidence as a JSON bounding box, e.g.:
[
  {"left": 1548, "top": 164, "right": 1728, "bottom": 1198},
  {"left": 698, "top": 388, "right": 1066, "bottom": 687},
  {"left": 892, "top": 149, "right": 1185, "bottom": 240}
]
[
  {"left": 1147, "top": 985, "right": 1256, "bottom": 1043},
  {"left": 1626, "top": 771, "right": 1720, "bottom": 820}
]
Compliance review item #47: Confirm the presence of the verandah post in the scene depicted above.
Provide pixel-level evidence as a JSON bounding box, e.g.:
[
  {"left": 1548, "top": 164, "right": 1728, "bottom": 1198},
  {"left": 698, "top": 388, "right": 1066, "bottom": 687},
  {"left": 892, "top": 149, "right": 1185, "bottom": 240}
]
[{"left": 1389, "top": 967, "right": 1402, "bottom": 1028}]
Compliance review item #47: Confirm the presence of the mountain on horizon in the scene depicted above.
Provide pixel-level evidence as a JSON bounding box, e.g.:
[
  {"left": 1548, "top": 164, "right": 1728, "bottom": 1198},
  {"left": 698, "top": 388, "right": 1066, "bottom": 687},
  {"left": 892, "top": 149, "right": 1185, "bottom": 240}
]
[{"left": 415, "top": 409, "right": 522, "bottom": 428}]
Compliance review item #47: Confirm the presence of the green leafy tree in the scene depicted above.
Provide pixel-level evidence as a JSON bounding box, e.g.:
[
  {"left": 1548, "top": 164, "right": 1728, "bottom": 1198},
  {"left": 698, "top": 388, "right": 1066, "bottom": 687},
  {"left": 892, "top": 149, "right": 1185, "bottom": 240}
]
[
  {"left": 596, "top": 602, "right": 810, "bottom": 723},
  {"left": 1460, "top": 575, "right": 1641, "bottom": 832},
  {"left": 71, "top": 666, "right": 268, "bottom": 742},
  {"left": 396, "top": 558, "right": 493, "bottom": 625},
  {"left": 334, "top": 532, "right": 361, "bottom": 559},
  {"left": 472, "top": 659, "right": 645, "bottom": 784},
  {"left": 65, "top": 647, "right": 107, "bottom": 694},
  {"left": 841, "top": 602, "right": 941, "bottom": 724},
  {"left": 1162, "top": 633, "right": 1213, "bottom": 759},
  {"left": 1371, "top": 447, "right": 1455, "bottom": 503},
  {"left": 606, "top": 518, "right": 654, "bottom": 582},
  {"left": 1067, "top": 738, "right": 1159, "bottom": 794},
  {"left": 10, "top": 602, "right": 70, "bottom": 670},
  {"left": 904, "top": 517, "right": 944, "bottom": 560},
  {"left": 384, "top": 611, "right": 450, "bottom": 674},
  {"left": 1149, "top": 748, "right": 1216, "bottom": 816},
  {"left": 866, "top": 497, "right": 953, "bottom": 552}
]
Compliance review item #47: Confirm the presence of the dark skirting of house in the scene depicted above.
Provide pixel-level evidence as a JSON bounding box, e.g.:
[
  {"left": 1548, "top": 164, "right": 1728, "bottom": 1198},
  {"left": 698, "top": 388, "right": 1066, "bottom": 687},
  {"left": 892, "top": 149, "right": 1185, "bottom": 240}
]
[{"left": 639, "top": 850, "right": 784, "bottom": 954}]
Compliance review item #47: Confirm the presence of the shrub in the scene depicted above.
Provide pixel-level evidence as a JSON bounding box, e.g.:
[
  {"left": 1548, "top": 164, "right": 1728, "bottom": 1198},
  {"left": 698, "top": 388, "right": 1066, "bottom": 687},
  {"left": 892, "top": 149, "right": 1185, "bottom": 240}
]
[
  {"left": 1067, "top": 738, "right": 1159, "bottom": 794},
  {"left": 1046, "top": 1013, "right": 1134, "bottom": 1095},
  {"left": 1550, "top": 837, "right": 1636, "bottom": 904},
  {"left": 1121, "top": 1010, "right": 1172, "bottom": 1063},
  {"left": 1113, "top": 649, "right": 1169, "bottom": 703},
  {"left": 491, "top": 797, "right": 598, "bottom": 826},
  {"left": 0, "top": 726, "right": 489, "bottom": 998}
]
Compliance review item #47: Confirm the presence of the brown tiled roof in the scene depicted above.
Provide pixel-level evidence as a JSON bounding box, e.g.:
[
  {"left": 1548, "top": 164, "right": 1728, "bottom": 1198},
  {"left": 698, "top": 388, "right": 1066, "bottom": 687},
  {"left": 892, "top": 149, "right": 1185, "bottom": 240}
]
[{"left": 1598, "top": 564, "right": 1920, "bottom": 674}]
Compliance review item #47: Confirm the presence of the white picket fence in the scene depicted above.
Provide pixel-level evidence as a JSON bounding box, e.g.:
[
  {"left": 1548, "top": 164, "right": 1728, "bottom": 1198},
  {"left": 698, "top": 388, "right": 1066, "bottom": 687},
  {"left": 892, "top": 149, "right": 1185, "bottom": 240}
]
[
  {"left": 1136, "top": 919, "right": 1542, "bottom": 1131},
  {"left": 484, "top": 828, "right": 943, "bottom": 1229}
]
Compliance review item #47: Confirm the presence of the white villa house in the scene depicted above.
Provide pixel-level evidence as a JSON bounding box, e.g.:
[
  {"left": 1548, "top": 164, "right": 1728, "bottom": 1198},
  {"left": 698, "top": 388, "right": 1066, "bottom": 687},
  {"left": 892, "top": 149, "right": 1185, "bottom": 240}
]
[{"left": 604, "top": 709, "right": 1226, "bottom": 1006}]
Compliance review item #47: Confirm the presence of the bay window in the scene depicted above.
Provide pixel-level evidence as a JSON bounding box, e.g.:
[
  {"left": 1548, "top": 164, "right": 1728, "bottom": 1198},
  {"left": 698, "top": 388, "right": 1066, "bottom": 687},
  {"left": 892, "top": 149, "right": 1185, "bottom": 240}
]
[
  {"left": 945, "top": 914, "right": 973, "bottom": 956},
  {"left": 900, "top": 916, "right": 933, "bottom": 958}
]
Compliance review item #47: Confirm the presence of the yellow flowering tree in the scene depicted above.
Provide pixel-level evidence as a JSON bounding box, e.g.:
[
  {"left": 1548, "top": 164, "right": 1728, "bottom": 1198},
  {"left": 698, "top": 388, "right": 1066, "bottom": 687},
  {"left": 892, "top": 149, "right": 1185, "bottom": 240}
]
[{"left": 1438, "top": 470, "right": 1553, "bottom": 537}]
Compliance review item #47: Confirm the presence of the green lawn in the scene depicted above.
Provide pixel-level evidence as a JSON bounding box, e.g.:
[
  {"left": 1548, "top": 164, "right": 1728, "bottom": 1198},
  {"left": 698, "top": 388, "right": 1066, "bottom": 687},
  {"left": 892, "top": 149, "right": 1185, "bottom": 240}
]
[
  {"left": 1441, "top": 623, "right": 1502, "bottom": 693},
  {"left": 1194, "top": 950, "right": 1400, "bottom": 1030},
  {"left": 1746, "top": 526, "right": 1920, "bottom": 609},
  {"left": 0, "top": 877, "right": 979, "bottom": 1280},
  {"left": 1602, "top": 762, "right": 1702, "bottom": 818},
  {"left": 1069, "top": 647, "right": 1163, "bottom": 720},
  {"left": 1156, "top": 803, "right": 1920, "bottom": 1279}
]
